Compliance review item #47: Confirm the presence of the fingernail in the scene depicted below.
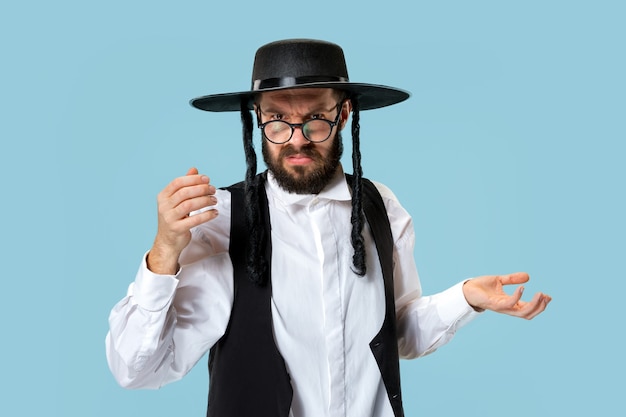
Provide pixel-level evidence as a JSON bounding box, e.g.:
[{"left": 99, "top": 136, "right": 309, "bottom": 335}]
[{"left": 201, "top": 175, "right": 209, "bottom": 183}]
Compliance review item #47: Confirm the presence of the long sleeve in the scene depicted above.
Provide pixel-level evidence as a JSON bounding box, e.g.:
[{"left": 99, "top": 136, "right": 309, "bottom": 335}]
[
  {"left": 105, "top": 189, "right": 235, "bottom": 389},
  {"left": 105, "top": 259, "right": 180, "bottom": 389}
]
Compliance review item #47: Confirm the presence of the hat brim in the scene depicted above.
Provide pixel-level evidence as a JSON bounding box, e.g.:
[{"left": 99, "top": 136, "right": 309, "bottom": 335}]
[{"left": 190, "top": 82, "right": 410, "bottom": 112}]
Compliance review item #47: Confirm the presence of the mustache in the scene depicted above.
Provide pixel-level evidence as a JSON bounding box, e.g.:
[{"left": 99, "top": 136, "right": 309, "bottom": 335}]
[{"left": 279, "top": 144, "right": 322, "bottom": 159}]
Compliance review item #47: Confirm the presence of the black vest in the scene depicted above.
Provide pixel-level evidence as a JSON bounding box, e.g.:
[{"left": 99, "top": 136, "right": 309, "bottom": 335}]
[{"left": 207, "top": 174, "right": 404, "bottom": 417}]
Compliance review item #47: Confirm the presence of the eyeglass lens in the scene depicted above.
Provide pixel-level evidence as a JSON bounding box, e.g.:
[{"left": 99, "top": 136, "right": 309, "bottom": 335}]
[{"left": 264, "top": 119, "right": 333, "bottom": 143}]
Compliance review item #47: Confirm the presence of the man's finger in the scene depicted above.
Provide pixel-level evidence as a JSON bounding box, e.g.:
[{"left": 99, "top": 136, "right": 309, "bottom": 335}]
[
  {"left": 515, "top": 292, "right": 549, "bottom": 319},
  {"left": 499, "top": 272, "right": 530, "bottom": 286},
  {"left": 161, "top": 173, "right": 210, "bottom": 199},
  {"left": 181, "top": 207, "right": 219, "bottom": 228},
  {"left": 499, "top": 285, "right": 525, "bottom": 310}
]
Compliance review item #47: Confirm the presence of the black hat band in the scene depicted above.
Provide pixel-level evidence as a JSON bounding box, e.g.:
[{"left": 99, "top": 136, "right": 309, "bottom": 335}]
[{"left": 252, "top": 75, "right": 349, "bottom": 90}]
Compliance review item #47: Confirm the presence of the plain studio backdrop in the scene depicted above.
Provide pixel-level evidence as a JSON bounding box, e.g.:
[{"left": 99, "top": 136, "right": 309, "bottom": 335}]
[{"left": 1, "top": 1, "right": 623, "bottom": 416}]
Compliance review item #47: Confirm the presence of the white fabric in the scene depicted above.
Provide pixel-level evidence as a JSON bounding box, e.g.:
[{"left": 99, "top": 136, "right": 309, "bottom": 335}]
[{"left": 106, "top": 167, "right": 480, "bottom": 417}]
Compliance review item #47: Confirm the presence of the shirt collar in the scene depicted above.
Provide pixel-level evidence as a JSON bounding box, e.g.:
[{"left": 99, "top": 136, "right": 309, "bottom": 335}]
[{"left": 266, "top": 165, "right": 352, "bottom": 206}]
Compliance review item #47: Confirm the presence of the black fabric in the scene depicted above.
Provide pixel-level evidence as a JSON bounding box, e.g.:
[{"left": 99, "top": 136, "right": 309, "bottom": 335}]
[
  {"left": 349, "top": 175, "right": 405, "bottom": 417},
  {"left": 254, "top": 75, "right": 348, "bottom": 90},
  {"left": 207, "top": 173, "right": 404, "bottom": 417},
  {"left": 207, "top": 176, "right": 292, "bottom": 417}
]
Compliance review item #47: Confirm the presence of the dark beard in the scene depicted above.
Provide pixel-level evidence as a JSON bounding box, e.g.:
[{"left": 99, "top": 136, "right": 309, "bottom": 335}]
[{"left": 262, "top": 132, "right": 343, "bottom": 194}]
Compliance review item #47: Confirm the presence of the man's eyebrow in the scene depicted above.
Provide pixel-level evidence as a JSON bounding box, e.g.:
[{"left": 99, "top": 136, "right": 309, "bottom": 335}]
[
  {"left": 258, "top": 105, "right": 283, "bottom": 114},
  {"left": 308, "top": 104, "right": 336, "bottom": 114}
]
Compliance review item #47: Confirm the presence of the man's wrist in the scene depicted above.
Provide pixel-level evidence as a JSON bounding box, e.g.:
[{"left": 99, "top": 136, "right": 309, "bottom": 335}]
[
  {"left": 462, "top": 280, "right": 485, "bottom": 312},
  {"left": 146, "top": 246, "right": 180, "bottom": 275}
]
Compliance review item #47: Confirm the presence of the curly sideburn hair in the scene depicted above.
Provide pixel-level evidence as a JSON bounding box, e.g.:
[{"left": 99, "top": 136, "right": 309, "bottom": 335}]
[
  {"left": 240, "top": 100, "right": 268, "bottom": 285},
  {"left": 349, "top": 99, "right": 366, "bottom": 276},
  {"left": 240, "top": 95, "right": 366, "bottom": 285}
]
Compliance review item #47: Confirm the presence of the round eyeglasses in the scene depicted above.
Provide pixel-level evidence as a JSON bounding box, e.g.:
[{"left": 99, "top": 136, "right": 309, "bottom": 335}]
[{"left": 257, "top": 103, "right": 343, "bottom": 144}]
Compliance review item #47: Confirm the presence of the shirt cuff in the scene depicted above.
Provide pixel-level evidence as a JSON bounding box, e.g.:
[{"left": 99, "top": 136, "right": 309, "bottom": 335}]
[
  {"left": 435, "top": 281, "right": 483, "bottom": 330},
  {"left": 132, "top": 252, "right": 180, "bottom": 312}
]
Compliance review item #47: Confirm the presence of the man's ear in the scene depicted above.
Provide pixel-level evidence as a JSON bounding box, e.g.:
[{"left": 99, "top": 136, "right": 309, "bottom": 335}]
[
  {"left": 252, "top": 103, "right": 260, "bottom": 124},
  {"left": 340, "top": 99, "right": 353, "bottom": 130}
]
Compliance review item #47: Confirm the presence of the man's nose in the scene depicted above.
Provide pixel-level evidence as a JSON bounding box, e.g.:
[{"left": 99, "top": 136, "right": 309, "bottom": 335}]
[{"left": 289, "top": 125, "right": 310, "bottom": 148}]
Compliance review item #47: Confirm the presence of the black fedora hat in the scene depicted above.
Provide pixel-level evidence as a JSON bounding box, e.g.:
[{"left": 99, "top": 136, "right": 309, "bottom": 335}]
[{"left": 190, "top": 39, "right": 411, "bottom": 112}]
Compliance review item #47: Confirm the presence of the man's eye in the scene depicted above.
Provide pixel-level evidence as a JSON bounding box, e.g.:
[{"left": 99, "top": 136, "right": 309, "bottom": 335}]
[
  {"left": 271, "top": 114, "right": 283, "bottom": 120},
  {"left": 310, "top": 114, "right": 324, "bottom": 119}
]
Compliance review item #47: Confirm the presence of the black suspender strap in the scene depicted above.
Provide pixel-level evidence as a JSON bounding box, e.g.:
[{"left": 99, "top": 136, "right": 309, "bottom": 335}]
[{"left": 351, "top": 175, "right": 405, "bottom": 417}]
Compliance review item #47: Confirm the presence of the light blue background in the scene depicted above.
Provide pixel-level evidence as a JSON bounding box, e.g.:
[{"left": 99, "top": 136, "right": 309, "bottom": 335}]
[{"left": 2, "top": 1, "right": 623, "bottom": 416}]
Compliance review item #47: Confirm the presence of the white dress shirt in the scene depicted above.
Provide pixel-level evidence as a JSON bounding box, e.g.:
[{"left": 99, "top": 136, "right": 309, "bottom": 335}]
[{"left": 106, "top": 167, "right": 480, "bottom": 417}]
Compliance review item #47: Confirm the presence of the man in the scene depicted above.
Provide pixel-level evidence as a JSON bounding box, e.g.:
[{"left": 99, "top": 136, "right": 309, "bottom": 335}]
[{"left": 106, "top": 39, "right": 551, "bottom": 417}]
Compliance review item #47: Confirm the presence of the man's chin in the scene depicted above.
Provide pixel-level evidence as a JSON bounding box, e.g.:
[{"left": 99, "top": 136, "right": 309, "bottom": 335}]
[
  {"left": 270, "top": 165, "right": 332, "bottom": 195},
  {"left": 280, "top": 172, "right": 315, "bottom": 190},
  {"left": 282, "top": 162, "right": 316, "bottom": 177}
]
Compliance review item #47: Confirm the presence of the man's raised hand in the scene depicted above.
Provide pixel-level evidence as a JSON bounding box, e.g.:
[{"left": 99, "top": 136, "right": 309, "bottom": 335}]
[{"left": 147, "top": 167, "right": 219, "bottom": 274}]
